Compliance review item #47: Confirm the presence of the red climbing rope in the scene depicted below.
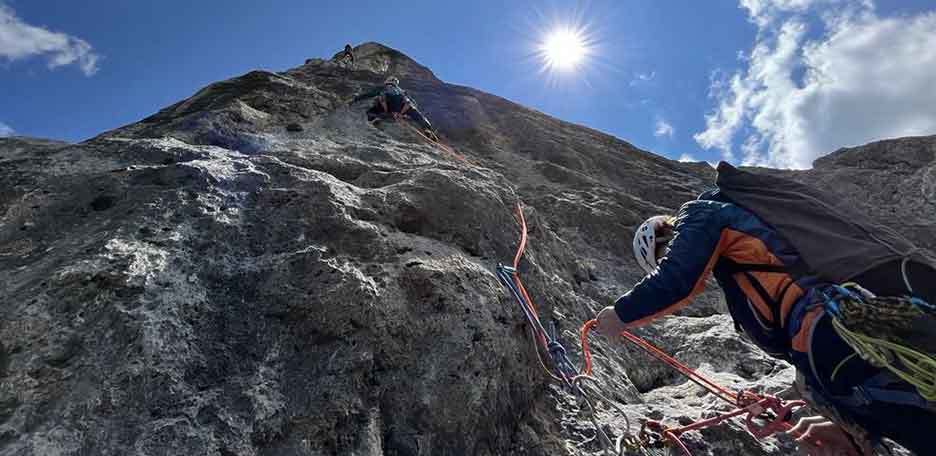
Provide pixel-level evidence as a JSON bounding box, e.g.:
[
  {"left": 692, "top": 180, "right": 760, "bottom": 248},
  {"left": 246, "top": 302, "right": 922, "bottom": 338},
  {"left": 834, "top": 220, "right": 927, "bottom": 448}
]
[
  {"left": 580, "top": 320, "right": 597, "bottom": 376},
  {"left": 503, "top": 203, "right": 557, "bottom": 379},
  {"left": 510, "top": 204, "right": 547, "bottom": 347},
  {"left": 581, "top": 320, "right": 737, "bottom": 405},
  {"left": 396, "top": 117, "right": 470, "bottom": 163},
  {"left": 512, "top": 203, "right": 528, "bottom": 271},
  {"left": 580, "top": 319, "right": 807, "bottom": 455},
  {"left": 638, "top": 394, "right": 806, "bottom": 455}
]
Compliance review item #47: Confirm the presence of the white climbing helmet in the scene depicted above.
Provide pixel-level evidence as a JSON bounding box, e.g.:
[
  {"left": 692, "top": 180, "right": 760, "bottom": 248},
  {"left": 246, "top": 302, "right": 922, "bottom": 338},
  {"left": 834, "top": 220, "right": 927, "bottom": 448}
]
[
  {"left": 385, "top": 76, "right": 399, "bottom": 85},
  {"left": 633, "top": 215, "right": 672, "bottom": 274}
]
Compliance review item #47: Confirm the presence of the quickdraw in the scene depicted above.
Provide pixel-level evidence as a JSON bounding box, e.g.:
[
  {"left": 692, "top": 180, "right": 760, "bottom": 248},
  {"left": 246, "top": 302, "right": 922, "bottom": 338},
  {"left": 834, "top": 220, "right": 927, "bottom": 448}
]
[
  {"left": 495, "top": 203, "right": 631, "bottom": 454},
  {"left": 498, "top": 202, "right": 810, "bottom": 456}
]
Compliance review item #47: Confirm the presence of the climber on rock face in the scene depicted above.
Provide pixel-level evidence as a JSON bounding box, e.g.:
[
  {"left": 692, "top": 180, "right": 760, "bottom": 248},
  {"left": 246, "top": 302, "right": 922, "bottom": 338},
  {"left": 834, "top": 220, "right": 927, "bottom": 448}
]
[
  {"left": 350, "top": 76, "right": 438, "bottom": 140},
  {"left": 594, "top": 164, "right": 936, "bottom": 456},
  {"left": 339, "top": 44, "right": 355, "bottom": 67}
]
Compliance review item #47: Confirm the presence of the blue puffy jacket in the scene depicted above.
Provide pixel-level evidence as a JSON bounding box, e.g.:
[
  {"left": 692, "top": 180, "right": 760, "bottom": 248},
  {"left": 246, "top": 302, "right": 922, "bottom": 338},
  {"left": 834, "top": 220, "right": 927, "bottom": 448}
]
[
  {"left": 614, "top": 189, "right": 936, "bottom": 452},
  {"left": 615, "top": 189, "right": 819, "bottom": 354}
]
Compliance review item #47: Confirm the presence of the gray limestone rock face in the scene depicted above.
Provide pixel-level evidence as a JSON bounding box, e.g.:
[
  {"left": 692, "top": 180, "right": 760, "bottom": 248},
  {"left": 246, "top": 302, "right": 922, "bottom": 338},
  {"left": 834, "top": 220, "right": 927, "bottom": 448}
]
[{"left": 1, "top": 43, "right": 931, "bottom": 456}]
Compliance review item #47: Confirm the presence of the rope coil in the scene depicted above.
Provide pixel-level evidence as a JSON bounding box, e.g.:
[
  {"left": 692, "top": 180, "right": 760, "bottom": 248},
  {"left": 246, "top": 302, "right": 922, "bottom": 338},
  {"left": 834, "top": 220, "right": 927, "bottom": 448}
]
[{"left": 824, "top": 286, "right": 936, "bottom": 401}]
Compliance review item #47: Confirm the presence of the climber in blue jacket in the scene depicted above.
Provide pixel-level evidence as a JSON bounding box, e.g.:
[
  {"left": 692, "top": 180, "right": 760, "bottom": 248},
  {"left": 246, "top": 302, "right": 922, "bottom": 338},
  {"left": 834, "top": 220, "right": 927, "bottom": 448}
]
[
  {"left": 350, "top": 76, "right": 437, "bottom": 140},
  {"left": 595, "top": 188, "right": 936, "bottom": 456}
]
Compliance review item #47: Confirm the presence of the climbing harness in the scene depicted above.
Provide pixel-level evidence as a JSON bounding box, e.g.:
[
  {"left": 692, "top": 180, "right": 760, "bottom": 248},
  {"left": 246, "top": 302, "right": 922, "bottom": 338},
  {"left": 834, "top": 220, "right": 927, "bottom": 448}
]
[
  {"left": 337, "top": 53, "right": 354, "bottom": 68},
  {"left": 823, "top": 284, "right": 936, "bottom": 402},
  {"left": 497, "top": 202, "right": 811, "bottom": 456}
]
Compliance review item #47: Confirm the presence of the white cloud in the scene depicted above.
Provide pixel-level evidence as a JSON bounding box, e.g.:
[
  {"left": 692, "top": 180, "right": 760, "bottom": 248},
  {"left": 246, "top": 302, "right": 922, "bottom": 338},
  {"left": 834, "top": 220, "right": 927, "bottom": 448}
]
[
  {"left": 678, "top": 153, "right": 697, "bottom": 162},
  {"left": 741, "top": 0, "right": 824, "bottom": 26},
  {"left": 696, "top": 1, "right": 936, "bottom": 169},
  {"left": 638, "top": 71, "right": 656, "bottom": 81},
  {"left": 694, "top": 72, "right": 750, "bottom": 161},
  {"left": 630, "top": 71, "right": 656, "bottom": 86},
  {"left": 0, "top": 121, "right": 13, "bottom": 137},
  {"left": 0, "top": 4, "right": 100, "bottom": 75},
  {"left": 654, "top": 117, "right": 675, "bottom": 139}
]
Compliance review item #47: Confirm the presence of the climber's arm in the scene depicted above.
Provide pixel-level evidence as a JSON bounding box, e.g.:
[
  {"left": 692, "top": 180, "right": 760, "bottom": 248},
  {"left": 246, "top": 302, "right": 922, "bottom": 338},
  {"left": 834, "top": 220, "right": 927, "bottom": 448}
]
[{"left": 613, "top": 200, "right": 728, "bottom": 326}]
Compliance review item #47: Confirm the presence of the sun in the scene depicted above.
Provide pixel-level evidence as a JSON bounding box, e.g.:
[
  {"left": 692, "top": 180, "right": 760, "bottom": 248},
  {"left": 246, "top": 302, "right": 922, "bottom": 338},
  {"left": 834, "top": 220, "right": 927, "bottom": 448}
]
[
  {"left": 539, "top": 27, "right": 589, "bottom": 71},
  {"left": 525, "top": 7, "right": 606, "bottom": 84}
]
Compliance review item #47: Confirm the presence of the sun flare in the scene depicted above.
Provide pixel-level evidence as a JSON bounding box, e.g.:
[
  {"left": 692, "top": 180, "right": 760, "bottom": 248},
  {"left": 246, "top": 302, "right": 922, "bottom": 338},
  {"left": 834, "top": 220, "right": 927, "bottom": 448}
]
[{"left": 540, "top": 28, "right": 588, "bottom": 71}]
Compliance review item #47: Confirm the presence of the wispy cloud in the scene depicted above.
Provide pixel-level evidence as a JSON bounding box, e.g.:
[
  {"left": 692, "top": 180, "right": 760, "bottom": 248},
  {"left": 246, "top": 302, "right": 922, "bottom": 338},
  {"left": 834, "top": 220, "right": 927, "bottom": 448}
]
[
  {"left": 0, "top": 121, "right": 13, "bottom": 137},
  {"left": 695, "top": 0, "right": 936, "bottom": 169},
  {"left": 654, "top": 117, "right": 675, "bottom": 139},
  {"left": 0, "top": 3, "right": 101, "bottom": 76},
  {"left": 630, "top": 71, "right": 656, "bottom": 86},
  {"left": 677, "top": 153, "right": 696, "bottom": 162}
]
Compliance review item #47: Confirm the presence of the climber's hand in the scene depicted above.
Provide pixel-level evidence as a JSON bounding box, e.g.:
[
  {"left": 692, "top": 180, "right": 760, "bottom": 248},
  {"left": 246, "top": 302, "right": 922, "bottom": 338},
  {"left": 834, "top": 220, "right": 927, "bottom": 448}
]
[
  {"left": 595, "top": 306, "right": 627, "bottom": 340},
  {"left": 789, "top": 416, "right": 872, "bottom": 456}
]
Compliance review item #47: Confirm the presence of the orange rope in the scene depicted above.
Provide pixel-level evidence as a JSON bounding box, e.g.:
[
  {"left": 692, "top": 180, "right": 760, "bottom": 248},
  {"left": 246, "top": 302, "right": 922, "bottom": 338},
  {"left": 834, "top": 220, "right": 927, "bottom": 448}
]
[
  {"left": 579, "top": 319, "right": 807, "bottom": 455},
  {"left": 512, "top": 203, "right": 527, "bottom": 270},
  {"left": 580, "top": 320, "right": 737, "bottom": 404},
  {"left": 397, "top": 117, "right": 470, "bottom": 163},
  {"left": 511, "top": 204, "right": 540, "bottom": 315},
  {"left": 580, "top": 319, "right": 597, "bottom": 376},
  {"left": 506, "top": 201, "right": 553, "bottom": 374}
]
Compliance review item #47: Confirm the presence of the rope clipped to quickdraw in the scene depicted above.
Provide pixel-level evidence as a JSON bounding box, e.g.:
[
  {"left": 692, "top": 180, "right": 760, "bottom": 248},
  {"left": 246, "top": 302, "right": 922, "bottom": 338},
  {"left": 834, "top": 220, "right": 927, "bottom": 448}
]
[
  {"left": 824, "top": 284, "right": 936, "bottom": 401},
  {"left": 496, "top": 202, "right": 633, "bottom": 454}
]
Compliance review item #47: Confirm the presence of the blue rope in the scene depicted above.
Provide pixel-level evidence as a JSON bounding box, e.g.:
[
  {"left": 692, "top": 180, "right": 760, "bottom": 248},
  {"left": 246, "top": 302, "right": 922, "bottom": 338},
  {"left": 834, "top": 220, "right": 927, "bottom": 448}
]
[
  {"left": 822, "top": 285, "right": 865, "bottom": 318},
  {"left": 821, "top": 291, "right": 844, "bottom": 319},
  {"left": 496, "top": 266, "right": 548, "bottom": 337},
  {"left": 546, "top": 322, "right": 579, "bottom": 381},
  {"left": 910, "top": 297, "right": 935, "bottom": 311}
]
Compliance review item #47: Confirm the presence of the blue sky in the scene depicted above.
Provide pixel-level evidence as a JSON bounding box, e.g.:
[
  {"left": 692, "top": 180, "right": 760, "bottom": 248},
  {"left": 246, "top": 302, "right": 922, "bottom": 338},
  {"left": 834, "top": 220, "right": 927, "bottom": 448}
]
[{"left": 2, "top": 0, "right": 936, "bottom": 168}]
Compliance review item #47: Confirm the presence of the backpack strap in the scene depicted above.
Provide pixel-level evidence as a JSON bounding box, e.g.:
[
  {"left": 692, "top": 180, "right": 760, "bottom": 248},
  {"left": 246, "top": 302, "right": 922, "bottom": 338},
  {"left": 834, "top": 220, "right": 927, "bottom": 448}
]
[
  {"left": 721, "top": 261, "right": 789, "bottom": 274},
  {"left": 719, "top": 257, "right": 811, "bottom": 276},
  {"left": 720, "top": 258, "right": 796, "bottom": 329},
  {"left": 742, "top": 271, "right": 785, "bottom": 329}
]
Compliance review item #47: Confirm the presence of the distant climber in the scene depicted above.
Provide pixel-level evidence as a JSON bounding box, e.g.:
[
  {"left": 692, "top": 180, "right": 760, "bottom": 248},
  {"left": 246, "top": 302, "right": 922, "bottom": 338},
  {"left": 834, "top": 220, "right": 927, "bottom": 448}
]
[
  {"left": 350, "top": 76, "right": 438, "bottom": 141},
  {"left": 338, "top": 44, "right": 355, "bottom": 67},
  {"left": 595, "top": 163, "right": 936, "bottom": 455}
]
